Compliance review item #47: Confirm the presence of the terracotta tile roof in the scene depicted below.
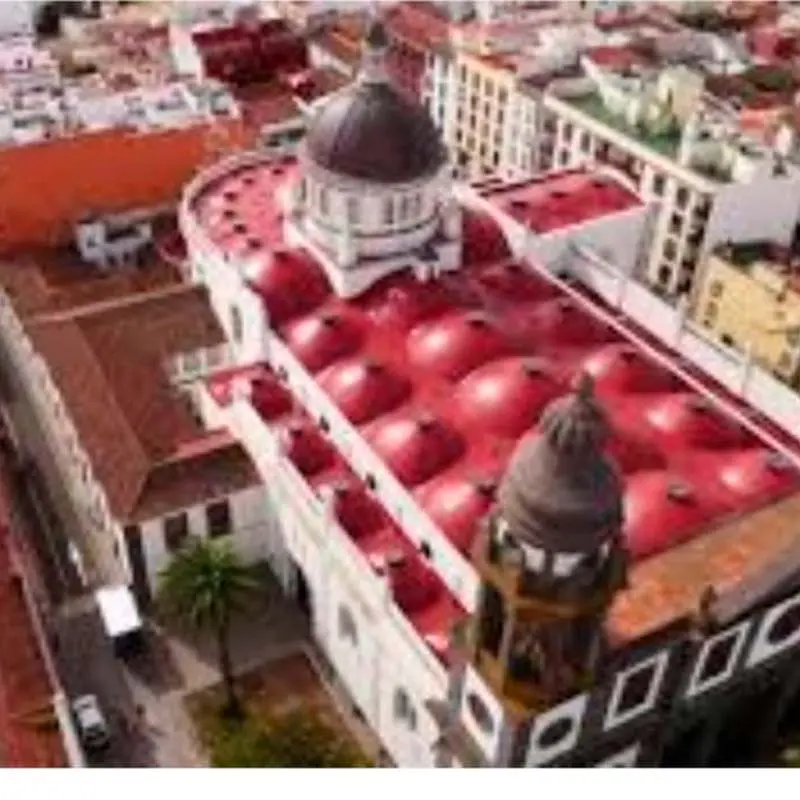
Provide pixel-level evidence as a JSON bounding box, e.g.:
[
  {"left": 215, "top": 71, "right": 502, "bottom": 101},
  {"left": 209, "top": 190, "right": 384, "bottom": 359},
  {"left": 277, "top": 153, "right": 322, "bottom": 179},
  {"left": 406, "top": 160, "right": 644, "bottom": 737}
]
[
  {"left": 386, "top": 2, "right": 450, "bottom": 52},
  {"left": 0, "top": 245, "right": 181, "bottom": 319},
  {"left": 0, "top": 524, "right": 65, "bottom": 767},
  {"left": 24, "top": 282, "right": 258, "bottom": 522},
  {"left": 608, "top": 490, "right": 800, "bottom": 645},
  {"left": 310, "top": 28, "right": 361, "bottom": 69},
  {"left": 234, "top": 82, "right": 303, "bottom": 128}
]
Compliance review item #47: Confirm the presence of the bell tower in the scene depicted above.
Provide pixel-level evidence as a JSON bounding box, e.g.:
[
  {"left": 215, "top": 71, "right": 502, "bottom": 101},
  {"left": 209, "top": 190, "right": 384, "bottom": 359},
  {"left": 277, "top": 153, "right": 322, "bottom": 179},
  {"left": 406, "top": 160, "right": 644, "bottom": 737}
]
[{"left": 430, "top": 374, "right": 628, "bottom": 766}]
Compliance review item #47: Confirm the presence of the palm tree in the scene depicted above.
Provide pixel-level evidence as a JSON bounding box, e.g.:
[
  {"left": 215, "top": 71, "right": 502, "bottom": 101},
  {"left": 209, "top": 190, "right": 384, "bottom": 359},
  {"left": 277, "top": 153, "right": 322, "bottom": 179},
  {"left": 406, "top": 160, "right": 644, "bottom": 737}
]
[{"left": 159, "top": 537, "right": 260, "bottom": 717}]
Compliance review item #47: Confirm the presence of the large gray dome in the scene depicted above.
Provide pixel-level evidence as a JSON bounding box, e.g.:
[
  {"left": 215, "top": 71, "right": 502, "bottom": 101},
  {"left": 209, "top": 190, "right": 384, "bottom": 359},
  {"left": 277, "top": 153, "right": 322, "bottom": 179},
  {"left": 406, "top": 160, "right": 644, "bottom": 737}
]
[
  {"left": 305, "top": 81, "right": 447, "bottom": 185},
  {"left": 497, "top": 374, "right": 624, "bottom": 553},
  {"left": 303, "top": 20, "right": 447, "bottom": 185}
]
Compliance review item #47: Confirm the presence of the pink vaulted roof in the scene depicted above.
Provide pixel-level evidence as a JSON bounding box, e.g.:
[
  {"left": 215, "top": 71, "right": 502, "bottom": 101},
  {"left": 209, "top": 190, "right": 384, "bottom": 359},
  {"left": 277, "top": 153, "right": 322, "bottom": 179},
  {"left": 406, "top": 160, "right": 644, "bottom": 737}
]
[
  {"left": 476, "top": 169, "right": 641, "bottom": 235},
  {"left": 194, "top": 155, "right": 800, "bottom": 645}
]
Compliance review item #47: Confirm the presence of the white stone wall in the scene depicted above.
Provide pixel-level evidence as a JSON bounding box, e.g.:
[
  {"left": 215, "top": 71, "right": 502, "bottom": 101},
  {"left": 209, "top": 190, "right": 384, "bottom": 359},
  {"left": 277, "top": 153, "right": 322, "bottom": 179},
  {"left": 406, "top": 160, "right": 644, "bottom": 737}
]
[
  {"left": 301, "top": 162, "right": 449, "bottom": 262},
  {"left": 137, "top": 483, "right": 278, "bottom": 594},
  {"left": 0, "top": 2, "right": 36, "bottom": 36},
  {"left": 168, "top": 22, "right": 205, "bottom": 80},
  {"left": 702, "top": 174, "right": 800, "bottom": 261},
  {"left": 222, "top": 398, "right": 449, "bottom": 768}
]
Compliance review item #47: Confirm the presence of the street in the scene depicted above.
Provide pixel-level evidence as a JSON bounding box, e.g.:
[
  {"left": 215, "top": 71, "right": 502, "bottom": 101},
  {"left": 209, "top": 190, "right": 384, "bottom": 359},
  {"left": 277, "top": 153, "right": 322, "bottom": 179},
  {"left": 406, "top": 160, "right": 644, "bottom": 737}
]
[{"left": 0, "top": 335, "right": 202, "bottom": 767}]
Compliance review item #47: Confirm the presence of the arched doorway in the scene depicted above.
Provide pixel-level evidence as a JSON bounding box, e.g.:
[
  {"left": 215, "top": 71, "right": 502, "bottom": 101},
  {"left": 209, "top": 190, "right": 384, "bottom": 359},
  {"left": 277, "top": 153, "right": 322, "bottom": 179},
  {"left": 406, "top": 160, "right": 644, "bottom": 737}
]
[{"left": 293, "top": 563, "right": 312, "bottom": 618}]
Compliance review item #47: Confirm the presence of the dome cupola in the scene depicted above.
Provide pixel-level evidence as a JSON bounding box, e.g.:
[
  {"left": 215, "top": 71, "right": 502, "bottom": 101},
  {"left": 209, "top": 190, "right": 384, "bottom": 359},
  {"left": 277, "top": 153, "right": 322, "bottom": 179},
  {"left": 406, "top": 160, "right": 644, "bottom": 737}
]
[
  {"left": 290, "top": 11, "right": 461, "bottom": 301},
  {"left": 497, "top": 373, "right": 624, "bottom": 553},
  {"left": 304, "top": 17, "right": 447, "bottom": 185}
]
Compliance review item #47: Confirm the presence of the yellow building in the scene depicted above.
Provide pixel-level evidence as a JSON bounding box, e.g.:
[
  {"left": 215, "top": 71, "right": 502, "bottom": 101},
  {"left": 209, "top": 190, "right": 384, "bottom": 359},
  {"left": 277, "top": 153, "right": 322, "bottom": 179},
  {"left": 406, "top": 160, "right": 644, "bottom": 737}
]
[{"left": 693, "top": 242, "right": 800, "bottom": 384}]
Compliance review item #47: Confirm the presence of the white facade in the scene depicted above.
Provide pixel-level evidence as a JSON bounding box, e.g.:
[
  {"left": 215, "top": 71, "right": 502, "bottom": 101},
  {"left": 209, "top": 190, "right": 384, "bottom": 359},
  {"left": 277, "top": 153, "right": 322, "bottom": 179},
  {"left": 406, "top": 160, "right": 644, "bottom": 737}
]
[
  {"left": 533, "top": 87, "right": 800, "bottom": 297},
  {"left": 179, "top": 138, "right": 669, "bottom": 766},
  {"left": 0, "top": 3, "right": 37, "bottom": 37}
]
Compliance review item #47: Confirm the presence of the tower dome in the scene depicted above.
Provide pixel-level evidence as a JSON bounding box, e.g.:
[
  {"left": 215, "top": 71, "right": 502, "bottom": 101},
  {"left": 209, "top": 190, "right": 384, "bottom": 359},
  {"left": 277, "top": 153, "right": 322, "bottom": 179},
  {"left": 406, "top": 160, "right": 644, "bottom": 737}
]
[
  {"left": 497, "top": 374, "right": 624, "bottom": 552},
  {"left": 304, "top": 19, "right": 447, "bottom": 184}
]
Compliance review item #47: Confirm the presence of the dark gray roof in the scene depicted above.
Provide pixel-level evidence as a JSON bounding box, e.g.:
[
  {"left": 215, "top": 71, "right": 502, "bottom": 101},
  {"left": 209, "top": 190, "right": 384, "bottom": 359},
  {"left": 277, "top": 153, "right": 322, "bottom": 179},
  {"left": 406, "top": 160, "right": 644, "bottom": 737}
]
[
  {"left": 497, "top": 374, "right": 624, "bottom": 553},
  {"left": 304, "top": 81, "right": 447, "bottom": 184}
]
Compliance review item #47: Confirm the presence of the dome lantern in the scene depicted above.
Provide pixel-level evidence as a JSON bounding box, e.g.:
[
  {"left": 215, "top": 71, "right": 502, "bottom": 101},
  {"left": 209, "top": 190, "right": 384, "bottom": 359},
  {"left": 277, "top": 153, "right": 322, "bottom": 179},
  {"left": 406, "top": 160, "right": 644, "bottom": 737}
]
[
  {"left": 497, "top": 372, "right": 624, "bottom": 554},
  {"left": 360, "top": 16, "right": 391, "bottom": 84}
]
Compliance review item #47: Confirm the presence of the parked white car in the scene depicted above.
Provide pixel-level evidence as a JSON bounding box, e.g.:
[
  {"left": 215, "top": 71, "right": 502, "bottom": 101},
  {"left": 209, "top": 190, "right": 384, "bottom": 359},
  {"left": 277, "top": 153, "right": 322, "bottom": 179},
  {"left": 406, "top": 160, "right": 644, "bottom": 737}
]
[{"left": 72, "top": 694, "right": 110, "bottom": 752}]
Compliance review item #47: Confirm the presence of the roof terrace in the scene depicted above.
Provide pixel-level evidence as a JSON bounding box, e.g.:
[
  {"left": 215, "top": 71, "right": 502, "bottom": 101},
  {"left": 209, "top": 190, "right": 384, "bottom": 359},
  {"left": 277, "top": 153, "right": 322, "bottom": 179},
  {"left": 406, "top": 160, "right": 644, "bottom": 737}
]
[{"left": 563, "top": 90, "right": 683, "bottom": 160}]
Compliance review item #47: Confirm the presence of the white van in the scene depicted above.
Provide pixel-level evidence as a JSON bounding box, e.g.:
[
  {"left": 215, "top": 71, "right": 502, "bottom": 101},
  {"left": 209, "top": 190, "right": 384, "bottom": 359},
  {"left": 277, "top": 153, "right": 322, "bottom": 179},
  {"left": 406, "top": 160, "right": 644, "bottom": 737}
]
[{"left": 95, "top": 585, "right": 145, "bottom": 658}]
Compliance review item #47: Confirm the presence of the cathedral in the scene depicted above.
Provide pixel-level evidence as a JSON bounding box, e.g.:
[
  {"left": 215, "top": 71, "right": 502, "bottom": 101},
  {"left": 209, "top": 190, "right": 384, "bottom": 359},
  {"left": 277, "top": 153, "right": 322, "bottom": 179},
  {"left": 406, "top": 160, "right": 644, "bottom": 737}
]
[{"left": 179, "top": 19, "right": 800, "bottom": 767}]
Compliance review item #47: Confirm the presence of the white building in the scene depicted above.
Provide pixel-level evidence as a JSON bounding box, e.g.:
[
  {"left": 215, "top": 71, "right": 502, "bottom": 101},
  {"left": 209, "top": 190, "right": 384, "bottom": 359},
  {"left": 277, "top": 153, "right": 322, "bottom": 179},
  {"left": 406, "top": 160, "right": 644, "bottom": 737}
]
[
  {"left": 178, "top": 21, "right": 800, "bottom": 768},
  {"left": 536, "top": 62, "right": 800, "bottom": 297},
  {"left": 0, "top": 71, "right": 239, "bottom": 148},
  {"left": 0, "top": 258, "right": 276, "bottom": 604}
]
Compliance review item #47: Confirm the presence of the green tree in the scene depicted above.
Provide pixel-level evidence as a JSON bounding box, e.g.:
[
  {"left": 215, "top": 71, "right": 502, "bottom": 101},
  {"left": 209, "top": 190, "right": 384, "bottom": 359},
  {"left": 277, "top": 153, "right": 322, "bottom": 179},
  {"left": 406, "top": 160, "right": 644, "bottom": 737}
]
[
  {"left": 159, "top": 537, "right": 259, "bottom": 717},
  {"left": 211, "top": 709, "right": 370, "bottom": 768}
]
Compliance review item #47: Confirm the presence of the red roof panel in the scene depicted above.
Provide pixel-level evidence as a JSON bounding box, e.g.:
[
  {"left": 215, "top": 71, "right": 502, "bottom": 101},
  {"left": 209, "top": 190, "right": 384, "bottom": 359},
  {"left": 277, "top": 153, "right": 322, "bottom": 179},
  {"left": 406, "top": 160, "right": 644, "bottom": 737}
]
[{"left": 191, "top": 158, "right": 800, "bottom": 575}]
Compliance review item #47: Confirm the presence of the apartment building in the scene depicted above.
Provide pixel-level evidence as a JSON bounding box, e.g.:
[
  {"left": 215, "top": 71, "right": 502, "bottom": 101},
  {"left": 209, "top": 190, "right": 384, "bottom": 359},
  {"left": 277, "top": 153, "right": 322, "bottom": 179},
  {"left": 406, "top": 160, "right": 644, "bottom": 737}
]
[
  {"left": 423, "top": 4, "right": 800, "bottom": 299},
  {"left": 537, "top": 56, "right": 800, "bottom": 297}
]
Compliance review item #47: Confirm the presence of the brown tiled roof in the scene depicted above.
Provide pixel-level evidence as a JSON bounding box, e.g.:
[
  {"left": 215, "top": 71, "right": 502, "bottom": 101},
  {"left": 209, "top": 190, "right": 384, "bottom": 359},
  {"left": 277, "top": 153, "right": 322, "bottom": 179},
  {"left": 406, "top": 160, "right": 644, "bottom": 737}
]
[
  {"left": 134, "top": 432, "right": 257, "bottom": 522},
  {"left": 234, "top": 82, "right": 303, "bottom": 128},
  {"left": 0, "top": 245, "right": 180, "bottom": 319},
  {"left": 297, "top": 66, "right": 350, "bottom": 102},
  {"left": 24, "top": 281, "right": 258, "bottom": 522},
  {"left": 0, "top": 526, "right": 66, "bottom": 767},
  {"left": 310, "top": 28, "right": 361, "bottom": 69},
  {"left": 386, "top": 2, "right": 450, "bottom": 52},
  {"left": 608, "top": 490, "right": 800, "bottom": 645}
]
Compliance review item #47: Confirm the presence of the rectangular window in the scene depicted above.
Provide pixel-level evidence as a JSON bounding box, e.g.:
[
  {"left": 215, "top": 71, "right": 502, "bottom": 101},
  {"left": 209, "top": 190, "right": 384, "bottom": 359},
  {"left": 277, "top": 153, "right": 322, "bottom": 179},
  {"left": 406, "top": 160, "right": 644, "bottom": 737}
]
[
  {"left": 383, "top": 197, "right": 394, "bottom": 226},
  {"left": 206, "top": 499, "right": 232, "bottom": 539},
  {"left": 346, "top": 196, "right": 359, "bottom": 226},
  {"left": 478, "top": 585, "right": 505, "bottom": 658},
  {"left": 164, "top": 513, "right": 189, "bottom": 553}
]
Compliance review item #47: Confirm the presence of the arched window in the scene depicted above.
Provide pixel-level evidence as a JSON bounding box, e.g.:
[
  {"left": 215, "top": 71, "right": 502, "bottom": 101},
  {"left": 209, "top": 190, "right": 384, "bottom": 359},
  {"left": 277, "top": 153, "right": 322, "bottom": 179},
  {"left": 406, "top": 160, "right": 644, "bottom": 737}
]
[
  {"left": 410, "top": 193, "right": 422, "bottom": 218},
  {"left": 382, "top": 197, "right": 395, "bottom": 226},
  {"left": 346, "top": 196, "right": 360, "bottom": 226},
  {"left": 230, "top": 305, "right": 243, "bottom": 344},
  {"left": 319, "top": 187, "right": 330, "bottom": 216},
  {"left": 399, "top": 195, "right": 411, "bottom": 221},
  {"left": 393, "top": 688, "right": 417, "bottom": 730},
  {"left": 338, "top": 605, "right": 358, "bottom": 646}
]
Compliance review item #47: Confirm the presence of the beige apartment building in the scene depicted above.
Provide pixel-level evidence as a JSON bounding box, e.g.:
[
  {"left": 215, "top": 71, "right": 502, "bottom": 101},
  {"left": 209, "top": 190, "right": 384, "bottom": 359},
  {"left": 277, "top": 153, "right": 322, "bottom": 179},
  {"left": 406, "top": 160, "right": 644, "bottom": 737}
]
[{"left": 693, "top": 241, "right": 800, "bottom": 385}]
